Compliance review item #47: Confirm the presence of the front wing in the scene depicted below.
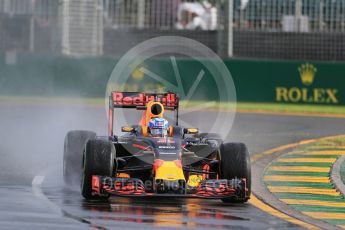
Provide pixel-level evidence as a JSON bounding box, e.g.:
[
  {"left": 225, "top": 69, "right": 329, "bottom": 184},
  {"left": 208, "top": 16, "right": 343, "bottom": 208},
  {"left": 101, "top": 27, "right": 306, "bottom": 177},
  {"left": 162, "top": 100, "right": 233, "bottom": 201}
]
[{"left": 92, "top": 176, "right": 248, "bottom": 199}]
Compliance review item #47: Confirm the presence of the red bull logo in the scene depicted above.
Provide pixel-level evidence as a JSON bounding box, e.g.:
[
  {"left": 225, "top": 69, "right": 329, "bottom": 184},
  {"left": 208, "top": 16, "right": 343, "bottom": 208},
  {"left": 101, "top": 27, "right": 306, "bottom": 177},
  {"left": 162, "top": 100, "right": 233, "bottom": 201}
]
[{"left": 112, "top": 92, "right": 177, "bottom": 107}]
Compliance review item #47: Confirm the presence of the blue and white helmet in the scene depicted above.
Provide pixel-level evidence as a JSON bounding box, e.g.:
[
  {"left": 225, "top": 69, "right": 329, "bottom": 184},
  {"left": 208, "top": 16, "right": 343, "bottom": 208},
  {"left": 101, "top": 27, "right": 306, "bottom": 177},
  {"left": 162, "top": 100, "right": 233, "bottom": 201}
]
[{"left": 148, "top": 118, "right": 169, "bottom": 137}]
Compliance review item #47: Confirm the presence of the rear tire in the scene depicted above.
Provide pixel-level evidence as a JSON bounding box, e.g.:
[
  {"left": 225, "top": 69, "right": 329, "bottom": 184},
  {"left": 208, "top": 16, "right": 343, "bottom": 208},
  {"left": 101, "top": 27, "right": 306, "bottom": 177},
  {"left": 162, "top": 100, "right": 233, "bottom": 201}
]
[
  {"left": 219, "top": 142, "right": 251, "bottom": 203},
  {"left": 63, "top": 130, "right": 96, "bottom": 186},
  {"left": 81, "top": 139, "right": 115, "bottom": 200}
]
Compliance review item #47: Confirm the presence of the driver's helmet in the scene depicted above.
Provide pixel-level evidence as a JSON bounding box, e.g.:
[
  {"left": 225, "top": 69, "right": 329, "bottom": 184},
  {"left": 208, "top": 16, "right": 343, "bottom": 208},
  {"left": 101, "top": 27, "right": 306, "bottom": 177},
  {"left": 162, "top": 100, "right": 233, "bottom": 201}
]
[{"left": 148, "top": 117, "right": 169, "bottom": 137}]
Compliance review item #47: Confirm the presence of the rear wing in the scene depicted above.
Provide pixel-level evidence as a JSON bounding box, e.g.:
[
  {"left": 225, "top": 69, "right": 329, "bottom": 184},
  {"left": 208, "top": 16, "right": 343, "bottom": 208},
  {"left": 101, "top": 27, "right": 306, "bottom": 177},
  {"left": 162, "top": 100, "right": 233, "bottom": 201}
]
[
  {"left": 108, "top": 92, "right": 179, "bottom": 136},
  {"left": 110, "top": 92, "right": 179, "bottom": 110}
]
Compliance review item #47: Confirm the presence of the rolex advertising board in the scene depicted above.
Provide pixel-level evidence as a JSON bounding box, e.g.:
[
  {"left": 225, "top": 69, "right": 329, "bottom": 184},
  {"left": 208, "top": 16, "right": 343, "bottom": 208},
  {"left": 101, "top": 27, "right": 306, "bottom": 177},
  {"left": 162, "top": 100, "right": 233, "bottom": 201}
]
[
  {"left": 224, "top": 60, "right": 345, "bottom": 105},
  {"left": 275, "top": 63, "right": 338, "bottom": 104}
]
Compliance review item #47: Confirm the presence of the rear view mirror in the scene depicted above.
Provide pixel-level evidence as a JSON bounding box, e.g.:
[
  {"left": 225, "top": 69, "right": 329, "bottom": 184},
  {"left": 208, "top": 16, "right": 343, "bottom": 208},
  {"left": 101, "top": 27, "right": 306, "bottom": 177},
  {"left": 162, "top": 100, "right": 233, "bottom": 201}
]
[
  {"left": 184, "top": 128, "right": 199, "bottom": 134},
  {"left": 121, "top": 126, "right": 134, "bottom": 132}
]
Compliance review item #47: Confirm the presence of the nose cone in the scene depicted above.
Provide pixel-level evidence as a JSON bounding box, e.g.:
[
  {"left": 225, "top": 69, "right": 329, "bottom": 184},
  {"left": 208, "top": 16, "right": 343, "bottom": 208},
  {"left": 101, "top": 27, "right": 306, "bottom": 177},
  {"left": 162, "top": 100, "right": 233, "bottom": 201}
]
[{"left": 155, "top": 161, "right": 185, "bottom": 181}]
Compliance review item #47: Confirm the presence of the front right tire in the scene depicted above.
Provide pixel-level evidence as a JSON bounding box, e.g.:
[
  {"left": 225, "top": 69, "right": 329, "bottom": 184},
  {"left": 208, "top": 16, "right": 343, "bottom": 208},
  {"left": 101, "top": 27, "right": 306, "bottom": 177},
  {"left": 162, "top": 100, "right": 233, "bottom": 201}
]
[{"left": 63, "top": 130, "right": 96, "bottom": 186}]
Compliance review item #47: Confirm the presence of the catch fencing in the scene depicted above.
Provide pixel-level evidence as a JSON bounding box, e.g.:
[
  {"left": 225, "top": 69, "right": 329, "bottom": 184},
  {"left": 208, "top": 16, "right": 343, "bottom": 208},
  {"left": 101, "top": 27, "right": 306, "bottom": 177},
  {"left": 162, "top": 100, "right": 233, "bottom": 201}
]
[{"left": 0, "top": 0, "right": 344, "bottom": 60}]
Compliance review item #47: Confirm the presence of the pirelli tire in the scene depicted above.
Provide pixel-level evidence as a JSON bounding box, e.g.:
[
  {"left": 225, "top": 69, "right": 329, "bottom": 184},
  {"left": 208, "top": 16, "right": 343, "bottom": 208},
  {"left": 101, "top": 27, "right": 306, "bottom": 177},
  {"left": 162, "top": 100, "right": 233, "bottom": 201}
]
[
  {"left": 81, "top": 139, "right": 116, "bottom": 200},
  {"left": 63, "top": 130, "right": 96, "bottom": 186},
  {"left": 219, "top": 142, "right": 251, "bottom": 203}
]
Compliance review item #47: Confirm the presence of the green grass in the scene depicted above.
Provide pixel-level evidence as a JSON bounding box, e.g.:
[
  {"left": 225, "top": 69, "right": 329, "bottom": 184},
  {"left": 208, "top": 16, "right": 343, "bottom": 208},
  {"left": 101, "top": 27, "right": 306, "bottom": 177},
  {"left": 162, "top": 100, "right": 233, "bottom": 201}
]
[
  {"left": 175, "top": 100, "right": 345, "bottom": 115},
  {"left": 1, "top": 95, "right": 345, "bottom": 116},
  {"left": 313, "top": 137, "right": 345, "bottom": 147},
  {"left": 236, "top": 102, "right": 345, "bottom": 115}
]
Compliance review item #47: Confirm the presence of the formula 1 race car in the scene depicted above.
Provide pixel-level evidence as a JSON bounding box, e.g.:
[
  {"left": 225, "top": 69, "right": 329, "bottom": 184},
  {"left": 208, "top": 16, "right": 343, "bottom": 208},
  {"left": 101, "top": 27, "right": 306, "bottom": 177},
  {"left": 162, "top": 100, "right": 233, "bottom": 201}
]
[{"left": 63, "top": 92, "right": 251, "bottom": 203}]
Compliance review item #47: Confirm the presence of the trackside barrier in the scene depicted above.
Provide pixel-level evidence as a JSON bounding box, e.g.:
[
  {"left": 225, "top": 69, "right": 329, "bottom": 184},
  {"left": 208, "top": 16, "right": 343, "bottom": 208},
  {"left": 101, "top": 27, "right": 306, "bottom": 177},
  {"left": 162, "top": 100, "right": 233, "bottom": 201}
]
[{"left": 0, "top": 54, "right": 344, "bottom": 105}]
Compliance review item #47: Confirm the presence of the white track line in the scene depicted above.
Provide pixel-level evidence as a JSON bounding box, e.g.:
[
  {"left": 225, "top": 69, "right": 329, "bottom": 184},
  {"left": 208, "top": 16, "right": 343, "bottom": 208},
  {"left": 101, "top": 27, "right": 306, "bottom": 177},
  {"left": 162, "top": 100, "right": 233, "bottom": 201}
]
[
  {"left": 32, "top": 175, "right": 62, "bottom": 215},
  {"left": 31, "top": 176, "right": 103, "bottom": 228}
]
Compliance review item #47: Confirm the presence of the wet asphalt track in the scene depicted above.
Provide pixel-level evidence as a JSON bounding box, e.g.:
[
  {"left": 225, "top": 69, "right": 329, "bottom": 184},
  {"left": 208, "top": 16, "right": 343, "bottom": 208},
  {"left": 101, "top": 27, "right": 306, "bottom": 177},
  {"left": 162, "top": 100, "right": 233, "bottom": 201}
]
[{"left": 1, "top": 102, "right": 345, "bottom": 229}]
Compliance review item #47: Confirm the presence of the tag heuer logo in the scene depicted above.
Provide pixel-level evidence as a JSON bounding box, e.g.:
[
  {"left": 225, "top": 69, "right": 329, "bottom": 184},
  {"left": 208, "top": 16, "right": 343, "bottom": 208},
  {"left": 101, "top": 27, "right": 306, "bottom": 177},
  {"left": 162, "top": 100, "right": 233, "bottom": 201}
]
[{"left": 299, "top": 63, "right": 317, "bottom": 86}]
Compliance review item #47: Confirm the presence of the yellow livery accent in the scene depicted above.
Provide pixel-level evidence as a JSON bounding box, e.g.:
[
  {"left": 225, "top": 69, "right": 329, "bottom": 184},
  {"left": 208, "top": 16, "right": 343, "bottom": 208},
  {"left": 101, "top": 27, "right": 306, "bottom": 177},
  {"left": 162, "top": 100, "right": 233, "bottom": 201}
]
[
  {"left": 186, "top": 128, "right": 199, "bottom": 134},
  {"left": 116, "top": 173, "right": 130, "bottom": 178},
  {"left": 187, "top": 175, "right": 203, "bottom": 187},
  {"left": 121, "top": 126, "right": 134, "bottom": 132},
  {"left": 155, "top": 161, "right": 185, "bottom": 181}
]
